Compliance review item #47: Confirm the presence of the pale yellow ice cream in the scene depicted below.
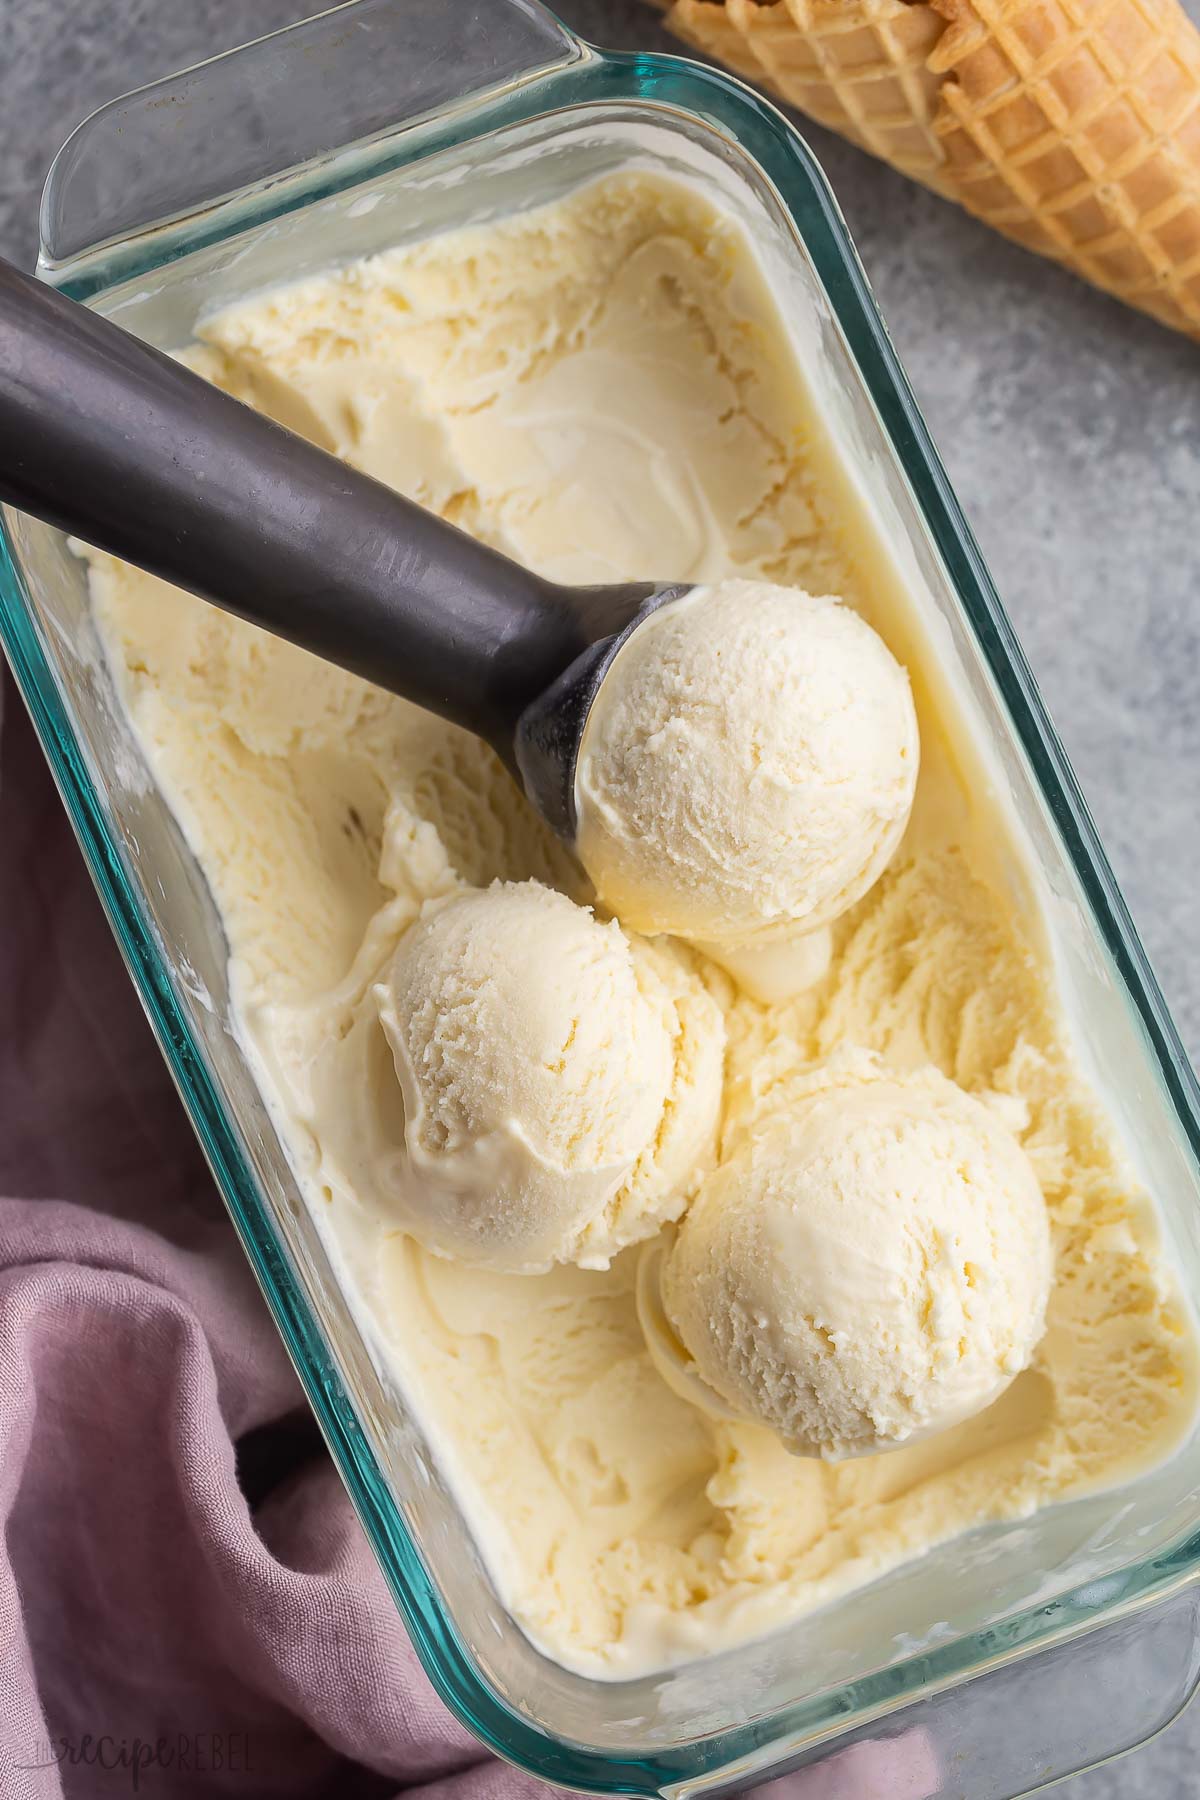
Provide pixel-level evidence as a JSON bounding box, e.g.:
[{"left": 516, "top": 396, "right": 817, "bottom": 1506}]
[
  {"left": 81, "top": 170, "right": 1198, "bottom": 1679},
  {"left": 575, "top": 580, "right": 919, "bottom": 977},
  {"left": 376, "top": 879, "right": 723, "bottom": 1273},
  {"left": 648, "top": 1051, "right": 1052, "bottom": 1459}
]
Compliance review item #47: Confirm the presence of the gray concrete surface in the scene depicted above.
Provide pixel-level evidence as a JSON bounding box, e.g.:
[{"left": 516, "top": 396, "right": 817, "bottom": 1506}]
[{"left": 2, "top": 1, "right": 1198, "bottom": 1793}]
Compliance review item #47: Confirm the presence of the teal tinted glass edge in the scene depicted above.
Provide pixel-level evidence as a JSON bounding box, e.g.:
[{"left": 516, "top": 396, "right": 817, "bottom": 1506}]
[{"left": 3, "top": 41, "right": 1200, "bottom": 1797}]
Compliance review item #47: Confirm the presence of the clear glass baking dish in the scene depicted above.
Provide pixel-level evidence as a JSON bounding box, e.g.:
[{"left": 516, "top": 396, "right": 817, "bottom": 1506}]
[{"left": 4, "top": 2, "right": 1200, "bottom": 1794}]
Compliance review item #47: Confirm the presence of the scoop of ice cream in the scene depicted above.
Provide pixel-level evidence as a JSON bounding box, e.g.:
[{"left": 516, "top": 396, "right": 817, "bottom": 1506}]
[
  {"left": 376, "top": 879, "right": 723, "bottom": 1273},
  {"left": 574, "top": 580, "right": 919, "bottom": 970},
  {"left": 648, "top": 1055, "right": 1052, "bottom": 1458}
]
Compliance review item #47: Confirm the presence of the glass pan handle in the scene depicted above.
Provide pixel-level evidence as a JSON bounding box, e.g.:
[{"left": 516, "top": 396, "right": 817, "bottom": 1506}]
[{"left": 40, "top": 0, "right": 581, "bottom": 269}]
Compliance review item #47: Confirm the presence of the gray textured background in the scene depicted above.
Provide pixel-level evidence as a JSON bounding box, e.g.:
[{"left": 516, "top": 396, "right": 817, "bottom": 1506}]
[{"left": 2, "top": 0, "right": 1199, "bottom": 1793}]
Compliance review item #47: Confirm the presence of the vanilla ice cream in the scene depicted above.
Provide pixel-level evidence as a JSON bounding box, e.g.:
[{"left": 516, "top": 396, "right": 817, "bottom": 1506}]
[
  {"left": 376, "top": 879, "right": 723, "bottom": 1273},
  {"left": 575, "top": 581, "right": 919, "bottom": 970},
  {"left": 81, "top": 169, "right": 1198, "bottom": 1679},
  {"left": 650, "top": 1053, "right": 1052, "bottom": 1459}
]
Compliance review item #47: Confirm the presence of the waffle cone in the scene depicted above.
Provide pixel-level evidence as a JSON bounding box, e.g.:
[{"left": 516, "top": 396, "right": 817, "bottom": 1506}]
[
  {"left": 652, "top": 0, "right": 1200, "bottom": 336},
  {"left": 930, "top": 0, "right": 1200, "bottom": 334},
  {"left": 666, "top": 1, "right": 950, "bottom": 185},
  {"left": 660, "top": 0, "right": 774, "bottom": 77}
]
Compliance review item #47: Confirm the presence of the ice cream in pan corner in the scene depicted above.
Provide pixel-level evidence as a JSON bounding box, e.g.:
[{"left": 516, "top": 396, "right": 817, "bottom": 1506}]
[{"left": 80, "top": 166, "right": 1198, "bottom": 1676}]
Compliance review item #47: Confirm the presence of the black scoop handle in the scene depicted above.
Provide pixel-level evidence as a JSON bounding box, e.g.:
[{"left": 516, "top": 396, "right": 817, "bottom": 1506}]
[{"left": 0, "top": 258, "right": 600, "bottom": 751}]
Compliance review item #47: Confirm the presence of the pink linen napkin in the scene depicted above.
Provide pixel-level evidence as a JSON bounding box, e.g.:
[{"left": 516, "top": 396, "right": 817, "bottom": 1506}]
[{"left": 0, "top": 673, "right": 938, "bottom": 1800}]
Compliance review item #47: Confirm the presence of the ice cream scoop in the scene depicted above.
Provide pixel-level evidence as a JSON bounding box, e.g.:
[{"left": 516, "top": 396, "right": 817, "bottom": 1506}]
[
  {"left": 0, "top": 258, "right": 677, "bottom": 839},
  {"left": 0, "top": 262, "right": 915, "bottom": 965},
  {"left": 375, "top": 880, "right": 724, "bottom": 1274},
  {"left": 639, "top": 1054, "right": 1052, "bottom": 1459}
]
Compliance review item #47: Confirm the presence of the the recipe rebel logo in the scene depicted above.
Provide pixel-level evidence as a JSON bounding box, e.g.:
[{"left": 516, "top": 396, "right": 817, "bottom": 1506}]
[{"left": 14, "top": 1731, "right": 255, "bottom": 1789}]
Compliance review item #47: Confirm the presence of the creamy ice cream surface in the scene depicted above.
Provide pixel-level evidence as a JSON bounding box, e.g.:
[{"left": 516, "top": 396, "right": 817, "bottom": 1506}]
[{"left": 82, "top": 170, "right": 1198, "bottom": 1678}]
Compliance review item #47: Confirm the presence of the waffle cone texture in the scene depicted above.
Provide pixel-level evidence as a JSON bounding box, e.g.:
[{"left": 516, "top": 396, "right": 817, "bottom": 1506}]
[{"left": 650, "top": 0, "right": 1200, "bottom": 337}]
